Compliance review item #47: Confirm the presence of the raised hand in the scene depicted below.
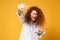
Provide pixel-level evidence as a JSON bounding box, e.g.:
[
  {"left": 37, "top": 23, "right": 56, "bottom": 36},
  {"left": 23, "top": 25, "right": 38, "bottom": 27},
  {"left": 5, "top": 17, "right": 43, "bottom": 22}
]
[{"left": 17, "top": 3, "right": 28, "bottom": 11}]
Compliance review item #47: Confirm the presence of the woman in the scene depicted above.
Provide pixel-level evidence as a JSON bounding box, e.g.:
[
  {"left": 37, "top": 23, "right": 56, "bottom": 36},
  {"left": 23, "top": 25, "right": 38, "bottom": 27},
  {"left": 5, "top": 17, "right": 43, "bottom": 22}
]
[{"left": 16, "top": 3, "right": 46, "bottom": 40}]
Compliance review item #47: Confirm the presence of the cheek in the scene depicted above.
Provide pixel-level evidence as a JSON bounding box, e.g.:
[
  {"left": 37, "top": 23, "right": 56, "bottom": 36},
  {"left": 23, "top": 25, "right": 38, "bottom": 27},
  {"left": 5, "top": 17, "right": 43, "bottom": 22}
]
[
  {"left": 31, "top": 13, "right": 33, "bottom": 17},
  {"left": 35, "top": 15, "right": 37, "bottom": 17}
]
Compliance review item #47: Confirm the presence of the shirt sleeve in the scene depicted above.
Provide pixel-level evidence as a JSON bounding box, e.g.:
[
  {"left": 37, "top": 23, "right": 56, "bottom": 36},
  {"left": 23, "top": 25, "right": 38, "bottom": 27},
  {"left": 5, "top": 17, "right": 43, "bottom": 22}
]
[{"left": 16, "top": 10, "right": 25, "bottom": 23}]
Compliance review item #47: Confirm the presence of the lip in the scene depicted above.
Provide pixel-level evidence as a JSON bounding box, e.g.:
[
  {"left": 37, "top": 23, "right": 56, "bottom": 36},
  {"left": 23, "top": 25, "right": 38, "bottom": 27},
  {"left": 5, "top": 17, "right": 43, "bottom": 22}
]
[
  {"left": 33, "top": 17, "right": 37, "bottom": 18},
  {"left": 33, "top": 17, "right": 36, "bottom": 18}
]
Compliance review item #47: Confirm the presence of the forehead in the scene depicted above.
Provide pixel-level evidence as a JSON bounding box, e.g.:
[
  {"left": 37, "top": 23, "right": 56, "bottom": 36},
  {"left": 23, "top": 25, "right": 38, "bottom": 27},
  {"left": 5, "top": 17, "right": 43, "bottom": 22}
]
[{"left": 31, "top": 10, "right": 37, "bottom": 13}]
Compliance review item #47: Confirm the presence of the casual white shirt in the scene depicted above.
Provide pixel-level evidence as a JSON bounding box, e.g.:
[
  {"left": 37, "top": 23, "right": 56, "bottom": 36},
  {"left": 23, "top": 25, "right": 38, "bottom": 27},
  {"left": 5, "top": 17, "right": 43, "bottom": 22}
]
[{"left": 16, "top": 11, "right": 46, "bottom": 40}]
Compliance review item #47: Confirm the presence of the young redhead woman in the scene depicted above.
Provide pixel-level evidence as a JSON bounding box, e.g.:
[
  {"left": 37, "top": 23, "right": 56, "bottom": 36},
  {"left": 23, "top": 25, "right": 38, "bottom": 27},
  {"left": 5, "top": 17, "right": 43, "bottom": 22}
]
[{"left": 16, "top": 3, "right": 46, "bottom": 40}]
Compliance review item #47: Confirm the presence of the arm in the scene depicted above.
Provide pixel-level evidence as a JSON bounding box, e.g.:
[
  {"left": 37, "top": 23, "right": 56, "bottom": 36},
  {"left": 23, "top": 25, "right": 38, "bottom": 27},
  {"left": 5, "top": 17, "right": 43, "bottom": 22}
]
[
  {"left": 16, "top": 3, "right": 27, "bottom": 23},
  {"left": 16, "top": 9, "right": 25, "bottom": 23},
  {"left": 37, "top": 29, "right": 46, "bottom": 38},
  {"left": 35, "top": 27, "right": 46, "bottom": 38}
]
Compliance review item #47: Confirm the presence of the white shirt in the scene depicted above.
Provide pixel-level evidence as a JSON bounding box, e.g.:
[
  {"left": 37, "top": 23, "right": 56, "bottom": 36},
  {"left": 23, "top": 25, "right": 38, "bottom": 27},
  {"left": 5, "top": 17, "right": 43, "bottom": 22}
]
[{"left": 16, "top": 11, "right": 46, "bottom": 40}]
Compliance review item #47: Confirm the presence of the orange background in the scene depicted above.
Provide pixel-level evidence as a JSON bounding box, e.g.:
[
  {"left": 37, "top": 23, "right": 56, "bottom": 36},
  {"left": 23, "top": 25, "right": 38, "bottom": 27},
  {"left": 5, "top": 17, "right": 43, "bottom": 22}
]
[{"left": 0, "top": 0, "right": 60, "bottom": 40}]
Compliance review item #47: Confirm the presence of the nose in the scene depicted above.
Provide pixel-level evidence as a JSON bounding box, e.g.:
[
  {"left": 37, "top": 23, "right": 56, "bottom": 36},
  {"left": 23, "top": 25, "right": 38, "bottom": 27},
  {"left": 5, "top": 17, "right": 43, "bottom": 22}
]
[
  {"left": 35, "top": 14, "right": 37, "bottom": 17},
  {"left": 33, "top": 15, "right": 37, "bottom": 18}
]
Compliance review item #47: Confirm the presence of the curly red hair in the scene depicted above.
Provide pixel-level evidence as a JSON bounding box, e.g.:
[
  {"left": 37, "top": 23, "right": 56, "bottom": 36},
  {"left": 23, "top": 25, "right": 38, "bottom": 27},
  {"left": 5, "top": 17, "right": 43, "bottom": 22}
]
[{"left": 25, "top": 6, "right": 45, "bottom": 27}]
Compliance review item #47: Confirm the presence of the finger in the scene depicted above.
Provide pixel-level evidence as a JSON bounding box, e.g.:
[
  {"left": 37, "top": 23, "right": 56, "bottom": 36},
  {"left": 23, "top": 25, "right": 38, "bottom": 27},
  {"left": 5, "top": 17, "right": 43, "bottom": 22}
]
[{"left": 17, "top": 4, "right": 24, "bottom": 9}]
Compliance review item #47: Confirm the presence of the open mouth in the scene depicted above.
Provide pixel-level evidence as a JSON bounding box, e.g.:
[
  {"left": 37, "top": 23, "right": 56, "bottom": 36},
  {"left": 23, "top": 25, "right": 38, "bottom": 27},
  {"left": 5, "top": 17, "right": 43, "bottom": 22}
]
[{"left": 33, "top": 17, "right": 37, "bottom": 19}]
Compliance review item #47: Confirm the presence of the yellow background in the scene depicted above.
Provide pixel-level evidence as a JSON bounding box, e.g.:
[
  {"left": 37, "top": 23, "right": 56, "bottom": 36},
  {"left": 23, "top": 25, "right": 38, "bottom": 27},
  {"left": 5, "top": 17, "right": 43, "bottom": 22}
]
[{"left": 0, "top": 0, "right": 60, "bottom": 40}]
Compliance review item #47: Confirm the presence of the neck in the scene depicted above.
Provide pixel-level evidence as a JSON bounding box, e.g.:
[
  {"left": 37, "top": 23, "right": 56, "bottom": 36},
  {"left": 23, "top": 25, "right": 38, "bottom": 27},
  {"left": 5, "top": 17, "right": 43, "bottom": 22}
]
[{"left": 31, "top": 20, "right": 36, "bottom": 24}]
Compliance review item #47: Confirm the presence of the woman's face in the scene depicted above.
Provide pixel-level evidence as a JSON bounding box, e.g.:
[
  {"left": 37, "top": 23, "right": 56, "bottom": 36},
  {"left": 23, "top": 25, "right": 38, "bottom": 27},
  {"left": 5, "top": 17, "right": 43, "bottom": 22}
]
[{"left": 31, "top": 10, "right": 38, "bottom": 22}]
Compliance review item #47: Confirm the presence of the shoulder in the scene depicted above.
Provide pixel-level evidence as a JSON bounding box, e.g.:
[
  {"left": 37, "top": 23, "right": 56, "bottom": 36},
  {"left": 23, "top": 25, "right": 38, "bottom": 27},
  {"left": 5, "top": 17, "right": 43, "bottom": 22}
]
[{"left": 22, "top": 22, "right": 29, "bottom": 26}]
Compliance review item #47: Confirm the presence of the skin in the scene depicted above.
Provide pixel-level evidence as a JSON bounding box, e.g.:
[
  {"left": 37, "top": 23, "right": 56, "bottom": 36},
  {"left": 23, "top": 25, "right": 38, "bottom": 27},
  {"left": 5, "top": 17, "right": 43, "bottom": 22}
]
[{"left": 31, "top": 10, "right": 37, "bottom": 22}]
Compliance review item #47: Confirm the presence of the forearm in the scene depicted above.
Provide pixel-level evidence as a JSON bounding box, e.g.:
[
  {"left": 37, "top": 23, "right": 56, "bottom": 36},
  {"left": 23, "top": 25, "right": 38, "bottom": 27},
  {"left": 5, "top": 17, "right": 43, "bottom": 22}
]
[
  {"left": 37, "top": 30, "right": 44, "bottom": 36},
  {"left": 37, "top": 30, "right": 46, "bottom": 38},
  {"left": 17, "top": 9, "right": 23, "bottom": 16}
]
